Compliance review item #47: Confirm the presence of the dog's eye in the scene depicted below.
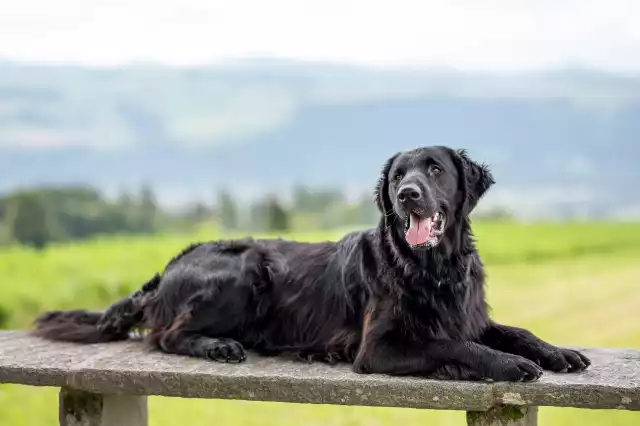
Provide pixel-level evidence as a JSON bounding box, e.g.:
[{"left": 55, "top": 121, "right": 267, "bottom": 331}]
[
  {"left": 393, "top": 173, "right": 404, "bottom": 182},
  {"left": 430, "top": 165, "right": 442, "bottom": 175}
]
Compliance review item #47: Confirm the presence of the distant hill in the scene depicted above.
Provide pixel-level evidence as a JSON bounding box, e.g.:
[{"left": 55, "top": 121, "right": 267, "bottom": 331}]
[{"left": 1, "top": 60, "right": 638, "bottom": 218}]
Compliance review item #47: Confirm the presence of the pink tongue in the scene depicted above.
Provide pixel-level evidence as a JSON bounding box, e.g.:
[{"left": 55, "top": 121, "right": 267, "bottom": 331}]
[{"left": 405, "top": 214, "right": 432, "bottom": 246}]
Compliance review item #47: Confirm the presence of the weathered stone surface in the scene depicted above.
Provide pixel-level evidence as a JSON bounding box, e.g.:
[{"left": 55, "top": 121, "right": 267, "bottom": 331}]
[
  {"left": 59, "top": 387, "right": 148, "bottom": 426},
  {"left": 59, "top": 387, "right": 104, "bottom": 426},
  {"left": 467, "top": 406, "right": 538, "bottom": 426},
  {"left": 1, "top": 331, "right": 639, "bottom": 411}
]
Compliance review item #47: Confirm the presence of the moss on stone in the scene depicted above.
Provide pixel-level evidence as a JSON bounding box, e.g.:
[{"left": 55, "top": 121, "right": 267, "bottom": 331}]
[{"left": 466, "top": 405, "right": 527, "bottom": 425}]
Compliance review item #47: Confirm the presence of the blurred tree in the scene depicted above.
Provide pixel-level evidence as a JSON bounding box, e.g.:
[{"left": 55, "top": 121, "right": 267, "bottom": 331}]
[
  {"left": 0, "top": 197, "right": 6, "bottom": 221},
  {"left": 5, "top": 191, "right": 57, "bottom": 249},
  {"left": 216, "top": 189, "right": 238, "bottom": 231},
  {"left": 266, "top": 195, "right": 290, "bottom": 232},
  {"left": 117, "top": 188, "right": 134, "bottom": 209},
  {"left": 185, "top": 202, "right": 210, "bottom": 223},
  {"left": 248, "top": 199, "right": 268, "bottom": 232},
  {"left": 0, "top": 304, "right": 9, "bottom": 329},
  {"left": 292, "top": 185, "right": 344, "bottom": 213},
  {"left": 0, "top": 224, "right": 11, "bottom": 246},
  {"left": 0, "top": 185, "right": 176, "bottom": 244},
  {"left": 292, "top": 184, "right": 312, "bottom": 211},
  {"left": 138, "top": 184, "right": 158, "bottom": 232}
]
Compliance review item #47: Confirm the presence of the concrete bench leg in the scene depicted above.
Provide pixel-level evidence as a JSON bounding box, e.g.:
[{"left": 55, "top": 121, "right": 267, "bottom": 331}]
[
  {"left": 59, "top": 387, "right": 148, "bottom": 426},
  {"left": 467, "top": 406, "right": 538, "bottom": 426}
]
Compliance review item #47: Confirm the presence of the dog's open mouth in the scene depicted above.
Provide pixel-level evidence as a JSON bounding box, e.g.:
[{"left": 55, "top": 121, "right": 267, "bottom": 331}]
[{"left": 404, "top": 210, "right": 446, "bottom": 248}]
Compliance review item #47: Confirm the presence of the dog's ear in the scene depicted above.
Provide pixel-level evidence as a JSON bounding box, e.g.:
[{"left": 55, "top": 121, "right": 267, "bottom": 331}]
[
  {"left": 451, "top": 148, "right": 495, "bottom": 215},
  {"left": 374, "top": 152, "right": 400, "bottom": 216}
]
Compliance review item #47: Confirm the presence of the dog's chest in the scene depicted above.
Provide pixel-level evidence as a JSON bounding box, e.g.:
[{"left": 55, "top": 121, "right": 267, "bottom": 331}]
[{"left": 398, "top": 280, "right": 483, "bottom": 341}]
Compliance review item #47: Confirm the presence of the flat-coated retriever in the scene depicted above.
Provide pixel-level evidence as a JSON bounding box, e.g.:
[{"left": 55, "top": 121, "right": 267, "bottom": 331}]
[{"left": 33, "top": 146, "right": 590, "bottom": 382}]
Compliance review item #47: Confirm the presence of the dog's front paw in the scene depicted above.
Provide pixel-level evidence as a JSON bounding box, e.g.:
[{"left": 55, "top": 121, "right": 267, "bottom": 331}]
[
  {"left": 485, "top": 354, "right": 544, "bottom": 382},
  {"left": 535, "top": 347, "right": 591, "bottom": 373},
  {"left": 201, "top": 338, "right": 247, "bottom": 363}
]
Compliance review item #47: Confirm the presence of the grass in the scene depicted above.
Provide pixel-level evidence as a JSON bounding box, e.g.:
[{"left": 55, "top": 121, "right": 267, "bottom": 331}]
[{"left": 1, "top": 221, "right": 640, "bottom": 425}]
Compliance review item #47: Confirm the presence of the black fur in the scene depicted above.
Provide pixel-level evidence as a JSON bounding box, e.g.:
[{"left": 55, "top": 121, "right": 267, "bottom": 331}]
[{"left": 32, "top": 146, "right": 590, "bottom": 381}]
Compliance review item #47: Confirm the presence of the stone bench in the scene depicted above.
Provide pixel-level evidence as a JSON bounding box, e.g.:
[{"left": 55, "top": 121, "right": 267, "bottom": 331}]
[{"left": 1, "top": 331, "right": 639, "bottom": 425}]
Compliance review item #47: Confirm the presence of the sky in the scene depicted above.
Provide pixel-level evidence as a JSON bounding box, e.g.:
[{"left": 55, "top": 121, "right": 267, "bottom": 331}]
[{"left": 0, "top": 0, "right": 639, "bottom": 71}]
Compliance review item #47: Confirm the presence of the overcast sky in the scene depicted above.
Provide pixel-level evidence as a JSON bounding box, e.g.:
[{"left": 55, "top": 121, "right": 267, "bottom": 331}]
[{"left": 1, "top": 0, "right": 639, "bottom": 71}]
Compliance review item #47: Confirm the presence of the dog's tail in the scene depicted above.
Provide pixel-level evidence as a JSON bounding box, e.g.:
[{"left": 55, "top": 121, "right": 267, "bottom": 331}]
[{"left": 31, "top": 273, "right": 161, "bottom": 344}]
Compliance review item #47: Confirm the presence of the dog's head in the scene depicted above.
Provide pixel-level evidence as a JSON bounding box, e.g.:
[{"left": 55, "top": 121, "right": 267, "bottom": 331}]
[{"left": 375, "top": 146, "right": 494, "bottom": 250}]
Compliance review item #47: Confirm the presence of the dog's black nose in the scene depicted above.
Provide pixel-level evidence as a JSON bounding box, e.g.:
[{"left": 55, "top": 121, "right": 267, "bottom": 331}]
[{"left": 397, "top": 184, "right": 422, "bottom": 203}]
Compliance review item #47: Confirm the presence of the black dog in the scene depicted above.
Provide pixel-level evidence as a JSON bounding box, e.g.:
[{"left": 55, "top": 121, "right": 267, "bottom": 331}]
[{"left": 33, "top": 146, "right": 590, "bottom": 382}]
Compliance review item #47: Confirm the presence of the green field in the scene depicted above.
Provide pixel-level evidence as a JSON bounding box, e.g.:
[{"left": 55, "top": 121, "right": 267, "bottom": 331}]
[{"left": 1, "top": 221, "right": 640, "bottom": 425}]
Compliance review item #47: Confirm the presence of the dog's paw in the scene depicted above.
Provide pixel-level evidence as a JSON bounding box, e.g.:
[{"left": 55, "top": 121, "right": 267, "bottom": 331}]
[
  {"left": 487, "top": 354, "right": 544, "bottom": 382},
  {"left": 534, "top": 347, "right": 591, "bottom": 373},
  {"left": 351, "top": 359, "right": 370, "bottom": 374},
  {"left": 202, "top": 338, "right": 247, "bottom": 363}
]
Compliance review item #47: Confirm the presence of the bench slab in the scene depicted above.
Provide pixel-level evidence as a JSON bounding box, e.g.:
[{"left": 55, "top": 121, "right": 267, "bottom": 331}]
[{"left": 1, "top": 331, "right": 639, "bottom": 411}]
